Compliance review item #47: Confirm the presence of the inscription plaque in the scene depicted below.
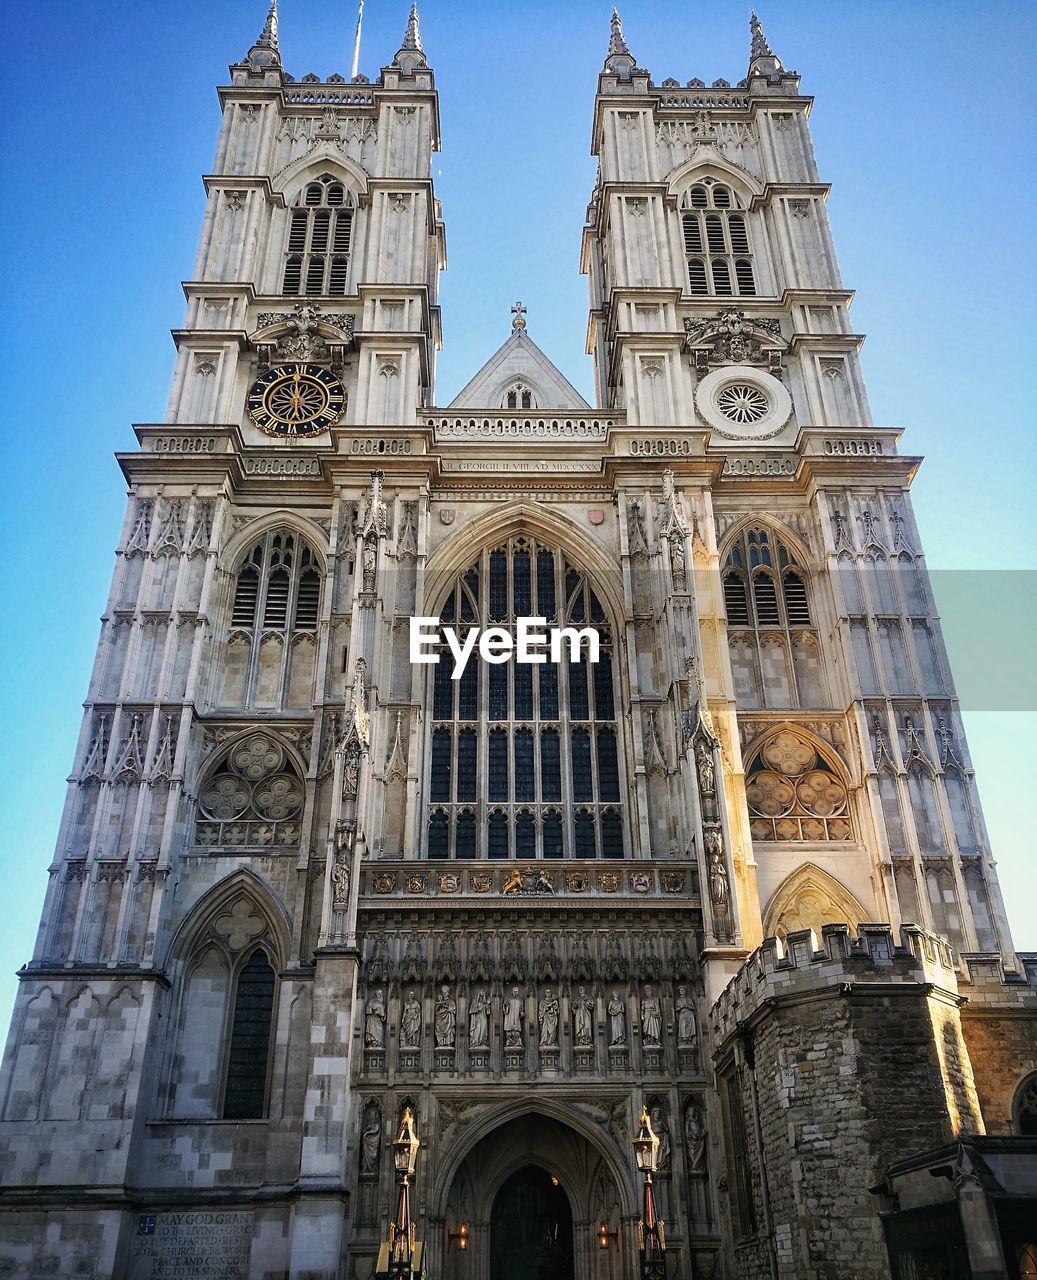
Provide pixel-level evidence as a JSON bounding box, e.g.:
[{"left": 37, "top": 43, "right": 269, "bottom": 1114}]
[{"left": 130, "top": 1210, "right": 254, "bottom": 1279}]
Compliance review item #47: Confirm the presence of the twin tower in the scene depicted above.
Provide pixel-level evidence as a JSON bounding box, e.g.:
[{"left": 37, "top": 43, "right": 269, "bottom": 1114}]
[{"left": 1, "top": 7, "right": 1034, "bottom": 1280}]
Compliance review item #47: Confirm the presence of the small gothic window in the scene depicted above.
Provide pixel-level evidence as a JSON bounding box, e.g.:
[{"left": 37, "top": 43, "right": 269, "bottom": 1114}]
[
  {"left": 682, "top": 178, "right": 758, "bottom": 297},
  {"left": 222, "top": 947, "right": 276, "bottom": 1120},
  {"left": 1014, "top": 1072, "right": 1037, "bottom": 1136},
  {"left": 427, "top": 536, "right": 623, "bottom": 859},
  {"left": 723, "top": 525, "right": 822, "bottom": 710},
  {"left": 744, "top": 730, "right": 851, "bottom": 842},
  {"left": 282, "top": 173, "right": 354, "bottom": 297},
  {"left": 503, "top": 382, "right": 536, "bottom": 411}
]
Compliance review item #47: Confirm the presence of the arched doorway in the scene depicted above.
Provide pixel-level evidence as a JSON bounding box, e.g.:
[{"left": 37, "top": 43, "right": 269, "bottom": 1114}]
[
  {"left": 490, "top": 1165, "right": 574, "bottom": 1280},
  {"left": 438, "top": 1107, "right": 630, "bottom": 1280}
]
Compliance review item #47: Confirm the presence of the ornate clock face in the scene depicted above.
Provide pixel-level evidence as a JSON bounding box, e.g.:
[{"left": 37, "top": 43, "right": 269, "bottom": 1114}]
[{"left": 246, "top": 362, "right": 346, "bottom": 438}]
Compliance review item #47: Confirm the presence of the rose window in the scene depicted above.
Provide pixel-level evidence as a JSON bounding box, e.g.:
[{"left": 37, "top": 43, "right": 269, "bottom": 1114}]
[
  {"left": 745, "top": 732, "right": 851, "bottom": 842},
  {"left": 197, "top": 733, "right": 304, "bottom": 851},
  {"left": 716, "top": 383, "right": 769, "bottom": 424}
]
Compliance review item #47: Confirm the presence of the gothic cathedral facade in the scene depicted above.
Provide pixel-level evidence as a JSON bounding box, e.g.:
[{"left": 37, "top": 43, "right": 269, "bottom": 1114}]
[{"left": 2, "top": 8, "right": 1035, "bottom": 1280}]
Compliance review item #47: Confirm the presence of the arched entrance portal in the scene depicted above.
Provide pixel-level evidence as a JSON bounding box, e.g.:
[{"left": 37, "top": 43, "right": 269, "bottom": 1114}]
[
  {"left": 490, "top": 1166, "right": 574, "bottom": 1280},
  {"left": 439, "top": 1109, "right": 629, "bottom": 1280}
]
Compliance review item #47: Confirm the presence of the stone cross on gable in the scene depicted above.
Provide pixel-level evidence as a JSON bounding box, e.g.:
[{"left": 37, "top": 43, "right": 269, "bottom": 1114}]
[{"left": 511, "top": 300, "right": 527, "bottom": 331}]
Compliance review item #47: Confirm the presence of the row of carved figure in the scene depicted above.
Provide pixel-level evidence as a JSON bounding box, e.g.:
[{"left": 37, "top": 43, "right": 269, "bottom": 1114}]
[{"left": 364, "top": 983, "right": 699, "bottom": 1052}]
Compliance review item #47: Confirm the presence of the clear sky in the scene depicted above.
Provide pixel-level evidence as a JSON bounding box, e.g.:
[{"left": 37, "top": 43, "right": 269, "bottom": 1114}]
[{"left": 0, "top": 1, "right": 1034, "bottom": 1036}]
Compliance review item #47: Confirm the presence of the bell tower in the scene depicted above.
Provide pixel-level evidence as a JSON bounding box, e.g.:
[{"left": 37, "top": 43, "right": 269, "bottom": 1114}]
[
  {"left": 0, "top": 6, "right": 444, "bottom": 1278},
  {"left": 581, "top": 9, "right": 1014, "bottom": 969}
]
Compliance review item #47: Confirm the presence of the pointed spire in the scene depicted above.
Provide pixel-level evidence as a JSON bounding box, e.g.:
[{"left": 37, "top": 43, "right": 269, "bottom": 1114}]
[
  {"left": 609, "top": 7, "right": 629, "bottom": 57},
  {"left": 747, "top": 10, "right": 784, "bottom": 78},
  {"left": 245, "top": 0, "right": 282, "bottom": 70},
  {"left": 749, "top": 11, "right": 772, "bottom": 59},
  {"left": 402, "top": 4, "right": 424, "bottom": 53},
  {"left": 604, "top": 6, "right": 638, "bottom": 78},
  {"left": 393, "top": 4, "right": 428, "bottom": 72}
]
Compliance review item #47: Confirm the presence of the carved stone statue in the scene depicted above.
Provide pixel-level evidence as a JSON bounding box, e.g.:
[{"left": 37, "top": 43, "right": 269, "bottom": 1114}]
[
  {"left": 708, "top": 851, "right": 729, "bottom": 909},
  {"left": 641, "top": 985, "right": 662, "bottom": 1046},
  {"left": 572, "top": 987, "right": 594, "bottom": 1047},
  {"left": 607, "top": 992, "right": 626, "bottom": 1047},
  {"left": 685, "top": 1103, "right": 707, "bottom": 1171},
  {"left": 650, "top": 1104, "right": 671, "bottom": 1172},
  {"left": 434, "top": 984, "right": 456, "bottom": 1048},
  {"left": 400, "top": 991, "right": 421, "bottom": 1049},
  {"left": 696, "top": 740, "right": 715, "bottom": 796},
  {"left": 675, "top": 986, "right": 698, "bottom": 1047},
  {"left": 362, "top": 539, "right": 377, "bottom": 592},
  {"left": 331, "top": 856, "right": 350, "bottom": 911},
  {"left": 359, "top": 1106, "right": 381, "bottom": 1177},
  {"left": 365, "top": 989, "right": 386, "bottom": 1048},
  {"left": 538, "top": 988, "right": 559, "bottom": 1049},
  {"left": 503, "top": 987, "right": 525, "bottom": 1047},
  {"left": 704, "top": 827, "right": 729, "bottom": 908},
  {"left": 469, "top": 989, "right": 489, "bottom": 1048}
]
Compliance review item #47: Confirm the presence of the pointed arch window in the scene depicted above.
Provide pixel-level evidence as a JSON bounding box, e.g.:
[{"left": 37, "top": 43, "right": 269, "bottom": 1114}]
[
  {"left": 222, "top": 947, "right": 276, "bottom": 1119},
  {"left": 224, "top": 531, "right": 323, "bottom": 709},
  {"left": 503, "top": 382, "right": 537, "bottom": 411},
  {"left": 282, "top": 173, "right": 354, "bottom": 297},
  {"left": 168, "top": 892, "right": 281, "bottom": 1122},
  {"left": 427, "top": 536, "right": 624, "bottom": 859},
  {"left": 682, "top": 180, "right": 757, "bottom": 298},
  {"left": 723, "top": 526, "right": 824, "bottom": 709}
]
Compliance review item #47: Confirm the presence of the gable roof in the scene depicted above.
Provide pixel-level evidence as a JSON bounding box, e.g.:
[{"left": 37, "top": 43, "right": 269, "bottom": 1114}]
[{"left": 447, "top": 329, "right": 591, "bottom": 410}]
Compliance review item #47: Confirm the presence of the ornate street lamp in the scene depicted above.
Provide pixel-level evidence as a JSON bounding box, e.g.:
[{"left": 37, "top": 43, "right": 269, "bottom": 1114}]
[
  {"left": 378, "top": 1107, "right": 425, "bottom": 1280},
  {"left": 633, "top": 1105, "right": 666, "bottom": 1280}
]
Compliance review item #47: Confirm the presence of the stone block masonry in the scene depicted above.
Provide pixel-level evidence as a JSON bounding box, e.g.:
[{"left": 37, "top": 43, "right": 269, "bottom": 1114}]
[{"left": 709, "top": 924, "right": 996, "bottom": 1280}]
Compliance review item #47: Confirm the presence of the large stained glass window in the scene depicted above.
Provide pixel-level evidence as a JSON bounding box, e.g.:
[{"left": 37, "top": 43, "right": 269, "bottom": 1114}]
[{"left": 427, "top": 536, "right": 623, "bottom": 859}]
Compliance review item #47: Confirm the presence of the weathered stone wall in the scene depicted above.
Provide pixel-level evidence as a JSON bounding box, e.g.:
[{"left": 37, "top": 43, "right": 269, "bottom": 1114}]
[
  {"left": 959, "top": 952, "right": 1037, "bottom": 1134},
  {"left": 710, "top": 924, "right": 989, "bottom": 1280}
]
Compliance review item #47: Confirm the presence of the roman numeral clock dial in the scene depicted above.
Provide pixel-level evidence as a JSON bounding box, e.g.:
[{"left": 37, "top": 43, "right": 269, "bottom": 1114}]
[{"left": 246, "top": 362, "right": 346, "bottom": 439}]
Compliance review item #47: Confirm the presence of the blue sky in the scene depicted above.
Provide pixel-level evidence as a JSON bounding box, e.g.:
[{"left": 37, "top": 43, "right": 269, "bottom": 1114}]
[{"left": 0, "top": 1, "right": 1034, "bottom": 1033}]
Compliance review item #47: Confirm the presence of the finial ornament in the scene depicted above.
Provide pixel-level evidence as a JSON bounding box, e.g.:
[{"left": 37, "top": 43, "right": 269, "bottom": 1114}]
[{"left": 511, "top": 301, "right": 527, "bottom": 332}]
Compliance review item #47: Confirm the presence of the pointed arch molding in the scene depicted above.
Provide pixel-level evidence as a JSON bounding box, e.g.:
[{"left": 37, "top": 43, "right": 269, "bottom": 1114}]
[
  {"left": 718, "top": 514, "right": 816, "bottom": 574},
  {"left": 742, "top": 721, "right": 854, "bottom": 785},
  {"left": 273, "top": 147, "right": 370, "bottom": 203},
  {"left": 190, "top": 724, "right": 309, "bottom": 794},
  {"left": 163, "top": 867, "right": 292, "bottom": 970},
  {"left": 423, "top": 502, "right": 624, "bottom": 623},
  {"left": 762, "top": 863, "right": 868, "bottom": 941},
  {"left": 220, "top": 511, "right": 330, "bottom": 575},
  {"left": 430, "top": 1097, "right": 638, "bottom": 1220},
  {"left": 666, "top": 146, "right": 765, "bottom": 200}
]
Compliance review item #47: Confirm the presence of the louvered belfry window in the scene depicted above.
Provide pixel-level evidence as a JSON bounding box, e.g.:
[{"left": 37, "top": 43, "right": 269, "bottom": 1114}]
[
  {"left": 723, "top": 525, "right": 823, "bottom": 710},
  {"left": 724, "top": 526, "right": 811, "bottom": 633},
  {"left": 224, "top": 530, "right": 322, "bottom": 710},
  {"left": 281, "top": 174, "right": 354, "bottom": 297},
  {"left": 682, "top": 179, "right": 757, "bottom": 298},
  {"left": 230, "top": 532, "right": 321, "bottom": 636},
  {"left": 427, "top": 536, "right": 624, "bottom": 859}
]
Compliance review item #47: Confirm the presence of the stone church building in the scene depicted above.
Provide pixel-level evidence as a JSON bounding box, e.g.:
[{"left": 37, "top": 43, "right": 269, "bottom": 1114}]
[{"left": 1, "top": 6, "right": 1035, "bottom": 1279}]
